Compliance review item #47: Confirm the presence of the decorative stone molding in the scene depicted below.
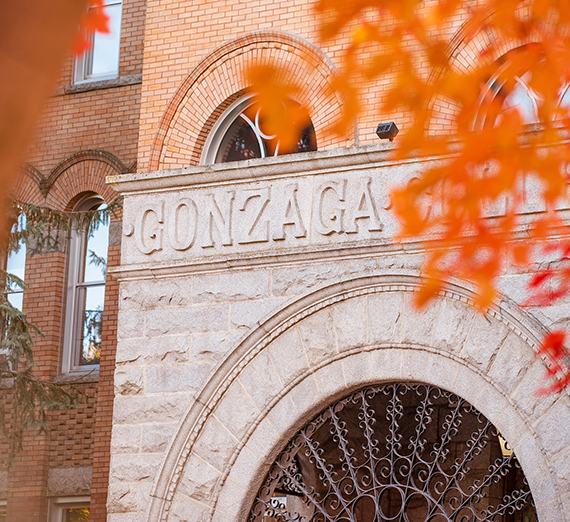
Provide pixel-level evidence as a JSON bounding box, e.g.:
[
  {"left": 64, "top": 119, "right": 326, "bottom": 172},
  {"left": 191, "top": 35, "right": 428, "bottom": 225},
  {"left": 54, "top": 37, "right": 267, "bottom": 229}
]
[{"left": 142, "top": 274, "right": 566, "bottom": 522}]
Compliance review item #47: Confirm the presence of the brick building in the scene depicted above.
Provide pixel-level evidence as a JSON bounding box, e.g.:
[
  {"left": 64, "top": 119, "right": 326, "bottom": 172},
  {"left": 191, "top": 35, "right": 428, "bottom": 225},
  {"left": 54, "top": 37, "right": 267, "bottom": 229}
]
[{"left": 4, "top": 0, "right": 570, "bottom": 521}]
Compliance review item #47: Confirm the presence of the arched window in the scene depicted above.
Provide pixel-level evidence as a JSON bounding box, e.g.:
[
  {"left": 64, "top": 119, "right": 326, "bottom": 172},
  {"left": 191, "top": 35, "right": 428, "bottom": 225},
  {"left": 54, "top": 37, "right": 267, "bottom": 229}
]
[
  {"left": 62, "top": 195, "right": 109, "bottom": 375},
  {"left": 474, "top": 50, "right": 570, "bottom": 129},
  {"left": 201, "top": 95, "right": 317, "bottom": 164}
]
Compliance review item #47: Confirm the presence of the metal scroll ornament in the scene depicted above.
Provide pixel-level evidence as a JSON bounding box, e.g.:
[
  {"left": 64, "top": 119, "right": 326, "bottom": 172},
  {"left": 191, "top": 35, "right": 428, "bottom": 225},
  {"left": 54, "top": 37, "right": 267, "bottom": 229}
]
[{"left": 249, "top": 383, "right": 535, "bottom": 522}]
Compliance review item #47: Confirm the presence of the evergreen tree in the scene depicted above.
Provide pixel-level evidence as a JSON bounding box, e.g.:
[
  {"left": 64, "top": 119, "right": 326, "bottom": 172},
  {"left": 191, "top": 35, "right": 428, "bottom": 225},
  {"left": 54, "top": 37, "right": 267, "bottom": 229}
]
[{"left": 0, "top": 197, "right": 121, "bottom": 465}]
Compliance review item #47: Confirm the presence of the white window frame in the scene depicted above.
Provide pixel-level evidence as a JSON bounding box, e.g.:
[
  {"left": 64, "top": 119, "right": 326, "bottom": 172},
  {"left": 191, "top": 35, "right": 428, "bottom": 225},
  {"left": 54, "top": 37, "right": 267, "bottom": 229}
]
[
  {"left": 48, "top": 496, "right": 90, "bottom": 522},
  {"left": 74, "top": 0, "right": 123, "bottom": 84},
  {"left": 62, "top": 195, "right": 107, "bottom": 376}
]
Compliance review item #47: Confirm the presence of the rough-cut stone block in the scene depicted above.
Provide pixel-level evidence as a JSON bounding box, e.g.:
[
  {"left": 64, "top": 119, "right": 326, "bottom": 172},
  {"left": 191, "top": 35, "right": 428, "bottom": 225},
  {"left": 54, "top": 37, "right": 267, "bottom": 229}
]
[
  {"left": 487, "top": 332, "right": 534, "bottom": 393},
  {"left": 193, "top": 415, "right": 239, "bottom": 472},
  {"left": 267, "top": 327, "right": 310, "bottom": 386},
  {"left": 400, "top": 293, "right": 441, "bottom": 347},
  {"left": 243, "top": 416, "right": 282, "bottom": 465},
  {"left": 431, "top": 297, "right": 475, "bottom": 355},
  {"left": 120, "top": 278, "right": 192, "bottom": 310},
  {"left": 117, "top": 310, "right": 145, "bottom": 340},
  {"left": 493, "top": 404, "right": 529, "bottom": 453},
  {"left": 313, "top": 358, "right": 346, "bottom": 400},
  {"left": 549, "top": 446, "right": 570, "bottom": 493},
  {"left": 111, "top": 424, "right": 141, "bottom": 454},
  {"left": 510, "top": 359, "right": 558, "bottom": 419},
  {"left": 369, "top": 347, "right": 403, "bottom": 382},
  {"left": 534, "top": 399, "right": 570, "bottom": 456},
  {"left": 272, "top": 262, "right": 345, "bottom": 296},
  {"left": 287, "top": 374, "right": 323, "bottom": 419},
  {"left": 193, "top": 270, "right": 270, "bottom": 303},
  {"left": 239, "top": 350, "right": 284, "bottom": 412},
  {"left": 46, "top": 466, "right": 92, "bottom": 497},
  {"left": 343, "top": 350, "right": 373, "bottom": 388},
  {"left": 213, "top": 380, "right": 260, "bottom": 440},
  {"left": 297, "top": 308, "right": 338, "bottom": 367},
  {"left": 526, "top": 465, "right": 560, "bottom": 514},
  {"left": 230, "top": 298, "right": 287, "bottom": 330},
  {"left": 332, "top": 296, "right": 367, "bottom": 350},
  {"left": 211, "top": 477, "right": 250, "bottom": 522},
  {"left": 472, "top": 381, "right": 509, "bottom": 423},
  {"left": 114, "top": 366, "right": 144, "bottom": 395},
  {"left": 193, "top": 330, "right": 241, "bottom": 361},
  {"left": 145, "top": 363, "right": 212, "bottom": 394},
  {"left": 265, "top": 395, "right": 300, "bottom": 443},
  {"left": 116, "top": 336, "right": 191, "bottom": 365},
  {"left": 141, "top": 422, "right": 178, "bottom": 453},
  {"left": 107, "top": 483, "right": 138, "bottom": 514},
  {"left": 146, "top": 304, "right": 229, "bottom": 336},
  {"left": 447, "top": 361, "right": 484, "bottom": 407},
  {"left": 460, "top": 312, "right": 510, "bottom": 371},
  {"left": 226, "top": 444, "right": 264, "bottom": 490},
  {"left": 177, "top": 453, "right": 222, "bottom": 502},
  {"left": 368, "top": 292, "right": 404, "bottom": 345},
  {"left": 109, "top": 454, "right": 163, "bottom": 483},
  {"left": 400, "top": 349, "right": 432, "bottom": 383},
  {"left": 424, "top": 353, "right": 461, "bottom": 390},
  {"left": 113, "top": 393, "right": 188, "bottom": 425},
  {"left": 168, "top": 495, "right": 212, "bottom": 522}
]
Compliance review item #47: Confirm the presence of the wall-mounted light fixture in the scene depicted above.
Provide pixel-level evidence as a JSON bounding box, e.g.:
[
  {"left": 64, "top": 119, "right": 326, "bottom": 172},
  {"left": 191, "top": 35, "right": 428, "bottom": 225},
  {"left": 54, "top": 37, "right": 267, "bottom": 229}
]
[{"left": 376, "top": 121, "right": 399, "bottom": 141}]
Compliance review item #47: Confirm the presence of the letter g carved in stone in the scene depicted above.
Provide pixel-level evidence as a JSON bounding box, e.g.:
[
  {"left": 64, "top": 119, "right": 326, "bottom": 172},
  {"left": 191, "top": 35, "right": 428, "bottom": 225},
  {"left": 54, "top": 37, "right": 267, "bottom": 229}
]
[{"left": 135, "top": 201, "right": 164, "bottom": 255}]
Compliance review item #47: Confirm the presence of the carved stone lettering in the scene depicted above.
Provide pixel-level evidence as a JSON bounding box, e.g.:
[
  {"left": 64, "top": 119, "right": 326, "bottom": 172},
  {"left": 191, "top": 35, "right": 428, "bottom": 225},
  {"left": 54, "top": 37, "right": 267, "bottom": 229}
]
[
  {"left": 345, "top": 177, "right": 383, "bottom": 233},
  {"left": 135, "top": 202, "right": 164, "bottom": 255},
  {"left": 168, "top": 198, "right": 198, "bottom": 251},
  {"left": 314, "top": 179, "right": 347, "bottom": 235},
  {"left": 202, "top": 191, "right": 235, "bottom": 248},
  {"left": 273, "top": 184, "right": 307, "bottom": 241},
  {"left": 237, "top": 187, "right": 271, "bottom": 244}
]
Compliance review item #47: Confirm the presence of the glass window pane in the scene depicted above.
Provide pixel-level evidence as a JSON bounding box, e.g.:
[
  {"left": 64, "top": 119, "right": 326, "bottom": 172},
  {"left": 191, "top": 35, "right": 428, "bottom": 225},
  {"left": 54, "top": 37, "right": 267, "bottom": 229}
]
[
  {"left": 89, "top": 3, "right": 122, "bottom": 77},
  {"left": 75, "top": 285, "right": 105, "bottom": 366},
  {"left": 218, "top": 118, "right": 262, "bottom": 163},
  {"left": 7, "top": 292, "right": 23, "bottom": 311},
  {"left": 82, "top": 220, "right": 109, "bottom": 283},
  {"left": 63, "top": 507, "right": 90, "bottom": 522}
]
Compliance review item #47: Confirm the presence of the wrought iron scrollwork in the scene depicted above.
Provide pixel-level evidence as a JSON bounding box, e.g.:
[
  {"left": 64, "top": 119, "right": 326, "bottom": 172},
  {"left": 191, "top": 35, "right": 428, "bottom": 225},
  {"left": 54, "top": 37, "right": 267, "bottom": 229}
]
[{"left": 249, "top": 383, "right": 534, "bottom": 522}]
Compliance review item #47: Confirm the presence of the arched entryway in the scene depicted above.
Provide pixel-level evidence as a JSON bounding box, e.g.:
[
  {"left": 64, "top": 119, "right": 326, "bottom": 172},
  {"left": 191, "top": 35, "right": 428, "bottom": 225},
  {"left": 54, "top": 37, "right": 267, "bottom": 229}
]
[{"left": 145, "top": 274, "right": 568, "bottom": 522}]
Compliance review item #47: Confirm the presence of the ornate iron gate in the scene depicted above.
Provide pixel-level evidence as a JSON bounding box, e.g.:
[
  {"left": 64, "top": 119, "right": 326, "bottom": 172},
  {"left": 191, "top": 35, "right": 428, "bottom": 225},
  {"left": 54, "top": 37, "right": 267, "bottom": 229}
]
[{"left": 249, "top": 383, "right": 534, "bottom": 522}]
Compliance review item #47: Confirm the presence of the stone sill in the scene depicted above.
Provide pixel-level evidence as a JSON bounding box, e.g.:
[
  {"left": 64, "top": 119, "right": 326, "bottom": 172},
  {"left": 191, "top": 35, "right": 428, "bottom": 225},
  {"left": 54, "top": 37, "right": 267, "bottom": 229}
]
[
  {"left": 53, "top": 73, "right": 142, "bottom": 96},
  {"left": 54, "top": 371, "right": 99, "bottom": 384}
]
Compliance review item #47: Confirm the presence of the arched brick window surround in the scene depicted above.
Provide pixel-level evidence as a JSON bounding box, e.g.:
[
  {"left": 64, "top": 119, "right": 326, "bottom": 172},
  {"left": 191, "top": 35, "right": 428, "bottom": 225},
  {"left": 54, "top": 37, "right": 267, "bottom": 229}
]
[
  {"left": 13, "top": 150, "right": 127, "bottom": 209},
  {"left": 148, "top": 31, "right": 347, "bottom": 171},
  {"left": 145, "top": 273, "right": 568, "bottom": 522},
  {"left": 427, "top": 6, "right": 551, "bottom": 134}
]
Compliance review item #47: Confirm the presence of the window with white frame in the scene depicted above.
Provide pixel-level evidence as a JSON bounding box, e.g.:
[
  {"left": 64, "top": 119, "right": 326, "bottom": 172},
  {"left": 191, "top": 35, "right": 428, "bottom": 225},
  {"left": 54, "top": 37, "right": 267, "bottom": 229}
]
[
  {"left": 5, "top": 212, "right": 26, "bottom": 312},
  {"left": 201, "top": 95, "right": 317, "bottom": 164},
  {"left": 74, "top": 0, "right": 123, "bottom": 84},
  {"left": 1, "top": 212, "right": 26, "bottom": 371},
  {"left": 48, "top": 496, "right": 90, "bottom": 522},
  {"left": 62, "top": 196, "right": 108, "bottom": 375}
]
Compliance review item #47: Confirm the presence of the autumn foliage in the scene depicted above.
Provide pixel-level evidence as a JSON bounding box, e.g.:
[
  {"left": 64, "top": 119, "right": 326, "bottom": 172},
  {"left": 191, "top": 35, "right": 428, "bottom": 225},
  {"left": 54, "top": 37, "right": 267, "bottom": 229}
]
[{"left": 249, "top": 0, "right": 570, "bottom": 392}]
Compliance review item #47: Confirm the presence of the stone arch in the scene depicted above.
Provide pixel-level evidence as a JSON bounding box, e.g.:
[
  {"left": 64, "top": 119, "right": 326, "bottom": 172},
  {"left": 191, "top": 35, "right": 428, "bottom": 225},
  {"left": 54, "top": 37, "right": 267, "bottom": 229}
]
[
  {"left": 147, "top": 274, "right": 569, "bottom": 522},
  {"left": 148, "top": 30, "right": 348, "bottom": 171}
]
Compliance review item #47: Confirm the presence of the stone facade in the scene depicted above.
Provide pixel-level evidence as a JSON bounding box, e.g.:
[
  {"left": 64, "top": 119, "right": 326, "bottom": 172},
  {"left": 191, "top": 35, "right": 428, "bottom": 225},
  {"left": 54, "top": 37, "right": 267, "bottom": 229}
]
[{"left": 108, "top": 146, "right": 570, "bottom": 521}]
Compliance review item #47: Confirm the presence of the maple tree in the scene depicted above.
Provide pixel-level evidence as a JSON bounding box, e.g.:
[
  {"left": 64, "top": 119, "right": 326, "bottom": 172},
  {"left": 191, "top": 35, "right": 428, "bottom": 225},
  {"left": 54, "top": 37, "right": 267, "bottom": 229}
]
[{"left": 250, "top": 0, "right": 570, "bottom": 392}]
